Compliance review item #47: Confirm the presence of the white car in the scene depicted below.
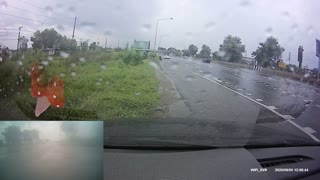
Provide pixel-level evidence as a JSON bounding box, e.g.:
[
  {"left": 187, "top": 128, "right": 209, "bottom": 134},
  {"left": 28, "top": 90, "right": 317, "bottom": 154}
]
[{"left": 163, "top": 55, "right": 170, "bottom": 59}]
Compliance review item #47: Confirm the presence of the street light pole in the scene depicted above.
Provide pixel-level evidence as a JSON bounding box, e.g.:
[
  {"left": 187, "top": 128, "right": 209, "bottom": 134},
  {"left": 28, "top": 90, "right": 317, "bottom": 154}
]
[
  {"left": 17, "top": 26, "right": 23, "bottom": 51},
  {"left": 153, "top": 18, "right": 173, "bottom": 51}
]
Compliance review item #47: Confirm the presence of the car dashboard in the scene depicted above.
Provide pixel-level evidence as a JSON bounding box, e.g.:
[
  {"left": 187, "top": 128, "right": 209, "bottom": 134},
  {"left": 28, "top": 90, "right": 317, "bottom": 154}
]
[{"left": 104, "top": 146, "right": 320, "bottom": 180}]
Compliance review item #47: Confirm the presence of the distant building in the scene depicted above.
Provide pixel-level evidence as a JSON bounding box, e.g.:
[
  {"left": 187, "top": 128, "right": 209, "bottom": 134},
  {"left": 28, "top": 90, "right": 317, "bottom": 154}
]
[{"left": 131, "top": 40, "right": 151, "bottom": 52}]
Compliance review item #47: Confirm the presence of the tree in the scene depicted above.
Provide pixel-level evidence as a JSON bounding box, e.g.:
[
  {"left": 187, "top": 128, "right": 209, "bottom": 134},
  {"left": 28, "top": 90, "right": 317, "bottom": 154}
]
[
  {"left": 168, "top": 47, "right": 182, "bottom": 56},
  {"left": 188, "top": 44, "right": 198, "bottom": 56},
  {"left": 219, "top": 35, "right": 245, "bottom": 62},
  {"left": 182, "top": 49, "right": 191, "bottom": 56},
  {"left": 31, "top": 28, "right": 60, "bottom": 49},
  {"left": 30, "top": 28, "right": 77, "bottom": 50},
  {"left": 252, "top": 37, "right": 285, "bottom": 67},
  {"left": 89, "top": 42, "right": 97, "bottom": 50},
  {"left": 2, "top": 126, "right": 22, "bottom": 145},
  {"left": 199, "top": 44, "right": 211, "bottom": 58},
  {"left": 212, "top": 51, "right": 220, "bottom": 60},
  {"left": 81, "top": 41, "right": 89, "bottom": 51}
]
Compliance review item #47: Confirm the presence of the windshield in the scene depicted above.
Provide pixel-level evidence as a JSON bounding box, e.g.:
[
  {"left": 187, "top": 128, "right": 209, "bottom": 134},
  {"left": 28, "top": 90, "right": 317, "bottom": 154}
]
[{"left": 1, "top": 0, "right": 320, "bottom": 148}]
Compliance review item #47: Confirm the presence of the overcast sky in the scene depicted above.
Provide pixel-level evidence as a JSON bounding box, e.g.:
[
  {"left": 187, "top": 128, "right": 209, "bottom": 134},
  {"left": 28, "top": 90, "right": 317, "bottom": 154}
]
[{"left": 1, "top": 0, "right": 319, "bottom": 68}]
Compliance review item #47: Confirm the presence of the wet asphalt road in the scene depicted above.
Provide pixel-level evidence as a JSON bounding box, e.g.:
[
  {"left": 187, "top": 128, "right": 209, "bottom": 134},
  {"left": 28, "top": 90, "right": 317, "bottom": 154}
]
[{"left": 159, "top": 57, "right": 320, "bottom": 141}]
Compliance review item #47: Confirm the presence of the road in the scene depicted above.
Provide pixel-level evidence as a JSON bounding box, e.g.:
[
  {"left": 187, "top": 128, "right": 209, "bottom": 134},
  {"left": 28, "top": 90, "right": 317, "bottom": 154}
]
[
  {"left": 159, "top": 57, "right": 320, "bottom": 141},
  {"left": 0, "top": 142, "right": 103, "bottom": 180}
]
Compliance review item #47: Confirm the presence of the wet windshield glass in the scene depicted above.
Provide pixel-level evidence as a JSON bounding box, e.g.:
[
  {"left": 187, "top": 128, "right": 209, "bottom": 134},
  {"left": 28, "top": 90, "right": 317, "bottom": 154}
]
[{"left": 1, "top": 0, "right": 320, "bottom": 147}]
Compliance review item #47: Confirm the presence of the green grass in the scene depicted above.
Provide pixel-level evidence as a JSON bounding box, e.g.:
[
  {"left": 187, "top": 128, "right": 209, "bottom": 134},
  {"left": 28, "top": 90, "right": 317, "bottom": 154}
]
[{"left": 0, "top": 50, "right": 159, "bottom": 120}]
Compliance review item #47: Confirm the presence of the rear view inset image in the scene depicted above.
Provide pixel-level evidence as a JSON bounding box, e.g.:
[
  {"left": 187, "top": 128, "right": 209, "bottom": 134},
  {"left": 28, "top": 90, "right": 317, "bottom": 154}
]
[{"left": 0, "top": 121, "right": 103, "bottom": 180}]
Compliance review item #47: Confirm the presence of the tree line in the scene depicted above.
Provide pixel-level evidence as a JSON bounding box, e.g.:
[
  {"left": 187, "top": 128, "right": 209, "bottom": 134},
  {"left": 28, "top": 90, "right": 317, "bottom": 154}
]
[
  {"left": 181, "top": 35, "right": 285, "bottom": 68},
  {"left": 30, "top": 28, "right": 98, "bottom": 51},
  {"left": 27, "top": 28, "right": 285, "bottom": 68}
]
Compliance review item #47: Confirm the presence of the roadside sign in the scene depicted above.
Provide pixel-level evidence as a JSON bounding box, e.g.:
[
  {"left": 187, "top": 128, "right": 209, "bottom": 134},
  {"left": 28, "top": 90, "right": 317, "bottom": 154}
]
[
  {"left": 279, "top": 62, "right": 286, "bottom": 69},
  {"left": 316, "top": 39, "right": 320, "bottom": 57}
]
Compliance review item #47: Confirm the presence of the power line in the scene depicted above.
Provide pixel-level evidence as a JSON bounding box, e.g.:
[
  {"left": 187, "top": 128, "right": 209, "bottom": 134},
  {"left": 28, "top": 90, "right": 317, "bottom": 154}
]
[
  {"left": 15, "top": 0, "right": 45, "bottom": 10},
  {"left": 0, "top": 28, "right": 34, "bottom": 33},
  {"left": 0, "top": 39, "right": 18, "bottom": 41},
  {"left": 0, "top": 12, "right": 56, "bottom": 26},
  {"left": 7, "top": 4, "right": 74, "bottom": 24}
]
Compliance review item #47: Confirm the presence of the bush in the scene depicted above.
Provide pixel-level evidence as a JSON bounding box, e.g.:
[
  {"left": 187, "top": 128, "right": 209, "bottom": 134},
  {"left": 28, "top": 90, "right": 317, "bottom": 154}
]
[{"left": 121, "top": 50, "right": 143, "bottom": 66}]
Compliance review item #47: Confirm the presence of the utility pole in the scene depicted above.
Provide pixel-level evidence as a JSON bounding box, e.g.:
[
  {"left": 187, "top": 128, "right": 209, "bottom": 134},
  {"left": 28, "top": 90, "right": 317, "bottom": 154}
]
[
  {"left": 17, "top": 26, "right": 23, "bottom": 51},
  {"left": 288, "top": 52, "right": 291, "bottom": 65},
  {"left": 105, "top": 36, "right": 107, "bottom": 48},
  {"left": 72, "top": 16, "right": 77, "bottom": 39}
]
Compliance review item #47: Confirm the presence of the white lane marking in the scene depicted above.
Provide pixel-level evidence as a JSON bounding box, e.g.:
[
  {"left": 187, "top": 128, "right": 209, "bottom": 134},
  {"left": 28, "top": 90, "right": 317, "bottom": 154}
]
[
  {"left": 309, "top": 100, "right": 314, "bottom": 102},
  {"left": 304, "top": 100, "right": 309, "bottom": 102},
  {"left": 291, "top": 95, "right": 297, "bottom": 97},
  {"left": 316, "top": 105, "right": 320, "bottom": 108},
  {"left": 245, "top": 93, "right": 252, "bottom": 96},
  {"left": 282, "top": 91, "right": 286, "bottom": 93},
  {"left": 303, "top": 127, "right": 316, "bottom": 134},
  {"left": 268, "top": 106, "right": 277, "bottom": 110},
  {"left": 176, "top": 65, "right": 320, "bottom": 143},
  {"left": 256, "top": 99, "right": 263, "bottom": 102},
  {"left": 237, "top": 89, "right": 243, "bottom": 91},
  {"left": 282, "top": 115, "right": 295, "bottom": 120}
]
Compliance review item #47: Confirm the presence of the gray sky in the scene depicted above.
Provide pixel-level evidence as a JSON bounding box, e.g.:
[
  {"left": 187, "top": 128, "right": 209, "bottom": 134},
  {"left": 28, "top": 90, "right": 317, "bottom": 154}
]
[{"left": 1, "top": 0, "right": 319, "bottom": 68}]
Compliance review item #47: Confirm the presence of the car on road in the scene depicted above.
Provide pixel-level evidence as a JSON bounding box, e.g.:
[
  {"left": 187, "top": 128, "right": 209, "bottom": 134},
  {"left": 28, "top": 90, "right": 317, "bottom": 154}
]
[
  {"left": 202, "top": 59, "right": 211, "bottom": 63},
  {"left": 163, "top": 55, "right": 170, "bottom": 59}
]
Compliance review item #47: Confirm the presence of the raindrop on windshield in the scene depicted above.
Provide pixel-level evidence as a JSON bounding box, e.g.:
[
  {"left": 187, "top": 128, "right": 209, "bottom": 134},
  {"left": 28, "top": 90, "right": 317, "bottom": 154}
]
[
  {"left": 57, "top": 25, "right": 64, "bottom": 31},
  {"left": 170, "top": 65, "right": 177, "bottom": 70},
  {"left": 291, "top": 23, "right": 298, "bottom": 32},
  {"left": 304, "top": 73, "right": 310, "bottom": 78},
  {"left": 45, "top": 6, "right": 53, "bottom": 16},
  {"left": 17, "top": 60, "right": 22, "bottom": 66},
  {"left": 41, "top": 61, "right": 49, "bottom": 66},
  {"left": 307, "top": 26, "right": 314, "bottom": 35},
  {"left": 47, "top": 56, "right": 53, "bottom": 61},
  {"left": 98, "top": 78, "right": 103, "bottom": 82},
  {"left": 205, "top": 22, "right": 216, "bottom": 32},
  {"left": 60, "top": 73, "right": 66, "bottom": 77},
  {"left": 79, "top": 57, "right": 86, "bottom": 62},
  {"left": 141, "top": 24, "right": 152, "bottom": 32},
  {"left": 71, "top": 63, "right": 76, "bottom": 67},
  {"left": 71, "top": 72, "right": 77, "bottom": 77},
  {"left": 100, "top": 65, "right": 107, "bottom": 70},
  {"left": 239, "top": 0, "right": 251, "bottom": 7},
  {"left": 67, "top": 6, "right": 75, "bottom": 16},
  {"left": 104, "top": 30, "right": 112, "bottom": 36},
  {"left": 264, "top": 27, "right": 273, "bottom": 37},
  {"left": 0, "top": 57, "right": 2, "bottom": 62},
  {"left": 96, "top": 82, "right": 101, "bottom": 86},
  {"left": 0, "top": 1, "right": 8, "bottom": 9},
  {"left": 79, "top": 21, "right": 96, "bottom": 30},
  {"left": 56, "top": 3, "right": 63, "bottom": 13},
  {"left": 185, "top": 32, "right": 193, "bottom": 38},
  {"left": 185, "top": 75, "right": 194, "bottom": 81},
  {"left": 60, "top": 51, "right": 69, "bottom": 58}
]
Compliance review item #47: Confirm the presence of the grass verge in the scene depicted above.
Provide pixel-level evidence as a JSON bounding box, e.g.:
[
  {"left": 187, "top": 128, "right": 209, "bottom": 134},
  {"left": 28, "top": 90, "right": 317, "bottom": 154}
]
[{"left": 0, "top": 50, "right": 159, "bottom": 120}]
